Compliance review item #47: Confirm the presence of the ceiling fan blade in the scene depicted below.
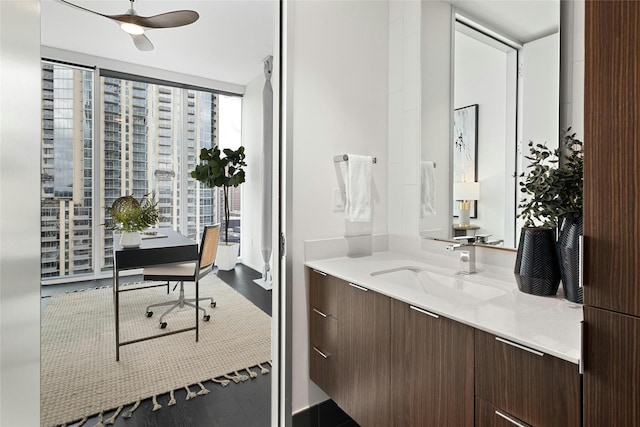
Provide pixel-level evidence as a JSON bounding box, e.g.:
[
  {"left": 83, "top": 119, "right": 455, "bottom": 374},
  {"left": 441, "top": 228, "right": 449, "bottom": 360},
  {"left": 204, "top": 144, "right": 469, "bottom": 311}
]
[
  {"left": 109, "top": 10, "right": 199, "bottom": 29},
  {"left": 130, "top": 33, "right": 154, "bottom": 51},
  {"left": 56, "top": 0, "right": 109, "bottom": 19}
]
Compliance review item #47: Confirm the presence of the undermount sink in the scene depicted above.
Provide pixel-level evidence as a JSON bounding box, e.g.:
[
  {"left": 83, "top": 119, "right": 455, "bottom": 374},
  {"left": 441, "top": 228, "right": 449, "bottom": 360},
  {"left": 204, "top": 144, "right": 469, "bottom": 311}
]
[{"left": 370, "top": 266, "right": 507, "bottom": 304}]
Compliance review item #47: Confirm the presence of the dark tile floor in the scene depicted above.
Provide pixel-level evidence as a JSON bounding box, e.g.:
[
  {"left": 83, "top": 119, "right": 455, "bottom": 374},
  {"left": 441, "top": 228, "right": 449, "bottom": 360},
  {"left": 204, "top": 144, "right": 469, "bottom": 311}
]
[
  {"left": 41, "top": 264, "right": 272, "bottom": 427},
  {"left": 293, "top": 400, "right": 359, "bottom": 427}
]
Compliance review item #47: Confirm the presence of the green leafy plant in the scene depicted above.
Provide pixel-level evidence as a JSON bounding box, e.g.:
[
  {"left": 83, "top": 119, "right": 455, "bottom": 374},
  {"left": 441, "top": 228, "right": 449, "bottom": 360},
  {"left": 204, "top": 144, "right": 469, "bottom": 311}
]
[
  {"left": 105, "top": 193, "right": 160, "bottom": 232},
  {"left": 190, "top": 146, "right": 246, "bottom": 243},
  {"left": 554, "top": 130, "right": 583, "bottom": 222},
  {"left": 518, "top": 129, "right": 583, "bottom": 228}
]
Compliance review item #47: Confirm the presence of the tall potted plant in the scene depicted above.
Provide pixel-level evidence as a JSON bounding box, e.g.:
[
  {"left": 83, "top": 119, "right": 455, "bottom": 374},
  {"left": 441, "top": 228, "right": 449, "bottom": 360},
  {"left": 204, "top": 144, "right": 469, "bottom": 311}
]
[
  {"left": 105, "top": 193, "right": 160, "bottom": 248},
  {"left": 516, "top": 141, "right": 562, "bottom": 296},
  {"left": 555, "top": 130, "right": 584, "bottom": 303},
  {"left": 516, "top": 129, "right": 584, "bottom": 299},
  {"left": 191, "top": 145, "right": 246, "bottom": 270}
]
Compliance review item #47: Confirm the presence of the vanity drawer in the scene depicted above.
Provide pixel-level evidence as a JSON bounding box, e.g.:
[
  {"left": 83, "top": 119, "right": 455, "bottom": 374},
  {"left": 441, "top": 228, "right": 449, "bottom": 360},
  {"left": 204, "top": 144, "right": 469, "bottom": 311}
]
[
  {"left": 475, "top": 397, "right": 531, "bottom": 427},
  {"left": 309, "top": 268, "right": 338, "bottom": 318},
  {"left": 310, "top": 307, "right": 337, "bottom": 355},
  {"left": 475, "top": 330, "right": 581, "bottom": 427},
  {"left": 310, "top": 312, "right": 337, "bottom": 395}
]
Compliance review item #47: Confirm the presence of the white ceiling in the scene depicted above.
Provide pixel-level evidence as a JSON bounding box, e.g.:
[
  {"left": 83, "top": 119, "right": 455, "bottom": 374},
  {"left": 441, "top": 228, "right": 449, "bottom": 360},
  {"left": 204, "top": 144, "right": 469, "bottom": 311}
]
[
  {"left": 41, "top": 1, "right": 557, "bottom": 86},
  {"left": 40, "top": 0, "right": 277, "bottom": 86},
  {"left": 448, "top": 0, "right": 559, "bottom": 44}
]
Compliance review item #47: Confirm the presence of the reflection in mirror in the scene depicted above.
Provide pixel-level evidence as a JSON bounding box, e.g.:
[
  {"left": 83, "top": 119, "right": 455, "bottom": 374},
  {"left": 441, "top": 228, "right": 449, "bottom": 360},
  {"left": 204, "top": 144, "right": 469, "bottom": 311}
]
[
  {"left": 453, "top": 20, "right": 518, "bottom": 247},
  {"left": 419, "top": 1, "right": 559, "bottom": 249}
]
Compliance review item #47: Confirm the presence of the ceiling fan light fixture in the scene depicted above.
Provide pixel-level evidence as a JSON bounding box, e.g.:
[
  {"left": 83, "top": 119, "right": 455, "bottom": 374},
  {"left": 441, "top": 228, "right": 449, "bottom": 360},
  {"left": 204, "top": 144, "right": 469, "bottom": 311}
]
[{"left": 120, "top": 22, "right": 144, "bottom": 35}]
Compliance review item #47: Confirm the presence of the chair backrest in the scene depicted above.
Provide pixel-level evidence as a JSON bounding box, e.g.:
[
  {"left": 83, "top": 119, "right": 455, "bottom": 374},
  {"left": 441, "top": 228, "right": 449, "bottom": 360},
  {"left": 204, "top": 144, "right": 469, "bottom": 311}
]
[{"left": 198, "top": 224, "right": 221, "bottom": 272}]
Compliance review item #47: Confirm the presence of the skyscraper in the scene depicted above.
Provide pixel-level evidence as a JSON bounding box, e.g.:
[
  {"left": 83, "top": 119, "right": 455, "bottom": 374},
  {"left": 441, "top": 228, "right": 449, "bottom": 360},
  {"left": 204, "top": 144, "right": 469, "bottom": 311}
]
[{"left": 41, "top": 64, "right": 229, "bottom": 280}]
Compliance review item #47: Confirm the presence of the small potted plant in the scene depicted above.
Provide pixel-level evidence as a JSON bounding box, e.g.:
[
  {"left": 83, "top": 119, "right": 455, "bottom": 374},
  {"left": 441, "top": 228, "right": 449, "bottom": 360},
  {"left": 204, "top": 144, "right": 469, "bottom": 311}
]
[
  {"left": 191, "top": 145, "right": 246, "bottom": 270},
  {"left": 105, "top": 193, "right": 160, "bottom": 248}
]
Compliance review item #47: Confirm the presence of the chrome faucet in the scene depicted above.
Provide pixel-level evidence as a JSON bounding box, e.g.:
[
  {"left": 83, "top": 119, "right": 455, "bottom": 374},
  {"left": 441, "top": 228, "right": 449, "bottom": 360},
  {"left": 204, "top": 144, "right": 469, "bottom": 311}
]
[
  {"left": 475, "top": 234, "right": 504, "bottom": 246},
  {"left": 446, "top": 236, "right": 476, "bottom": 274}
]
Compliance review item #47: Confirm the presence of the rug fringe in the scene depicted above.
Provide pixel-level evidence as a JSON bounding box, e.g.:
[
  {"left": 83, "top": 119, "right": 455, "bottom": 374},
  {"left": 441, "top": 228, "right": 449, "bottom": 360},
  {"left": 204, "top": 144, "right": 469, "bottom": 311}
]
[
  {"left": 185, "top": 385, "right": 197, "bottom": 400},
  {"left": 56, "top": 361, "right": 274, "bottom": 426},
  {"left": 123, "top": 400, "right": 141, "bottom": 418},
  {"left": 104, "top": 405, "right": 122, "bottom": 425},
  {"left": 151, "top": 395, "right": 162, "bottom": 412},
  {"left": 197, "top": 382, "right": 210, "bottom": 395},
  {"left": 212, "top": 377, "right": 231, "bottom": 387},
  {"left": 93, "top": 411, "right": 104, "bottom": 427},
  {"left": 234, "top": 370, "right": 250, "bottom": 382}
]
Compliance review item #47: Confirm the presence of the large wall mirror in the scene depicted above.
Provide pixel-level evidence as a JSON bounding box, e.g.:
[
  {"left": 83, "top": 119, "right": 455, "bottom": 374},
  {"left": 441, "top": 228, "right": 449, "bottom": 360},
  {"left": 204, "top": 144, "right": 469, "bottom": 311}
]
[{"left": 420, "top": 0, "right": 560, "bottom": 249}]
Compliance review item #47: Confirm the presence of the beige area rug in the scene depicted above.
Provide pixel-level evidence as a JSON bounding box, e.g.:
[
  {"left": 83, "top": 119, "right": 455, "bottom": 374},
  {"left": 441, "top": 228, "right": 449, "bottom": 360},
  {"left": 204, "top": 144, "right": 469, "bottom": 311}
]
[{"left": 40, "top": 275, "right": 272, "bottom": 427}]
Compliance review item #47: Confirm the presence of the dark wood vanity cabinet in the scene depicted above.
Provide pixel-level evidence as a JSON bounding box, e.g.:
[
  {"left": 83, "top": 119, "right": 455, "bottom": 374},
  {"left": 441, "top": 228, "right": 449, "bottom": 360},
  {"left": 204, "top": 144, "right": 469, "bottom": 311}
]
[
  {"left": 390, "top": 299, "right": 474, "bottom": 427},
  {"left": 583, "top": 1, "right": 640, "bottom": 425},
  {"left": 335, "top": 279, "right": 391, "bottom": 427},
  {"left": 308, "top": 268, "right": 391, "bottom": 427},
  {"left": 309, "top": 269, "right": 339, "bottom": 396},
  {"left": 308, "top": 269, "right": 581, "bottom": 427},
  {"left": 583, "top": 307, "right": 640, "bottom": 426},
  {"left": 475, "top": 330, "right": 581, "bottom": 427}
]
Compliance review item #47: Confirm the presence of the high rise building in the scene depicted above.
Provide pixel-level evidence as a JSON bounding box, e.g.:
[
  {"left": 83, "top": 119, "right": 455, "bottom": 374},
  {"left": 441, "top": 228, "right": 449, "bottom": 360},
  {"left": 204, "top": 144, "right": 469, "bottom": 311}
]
[{"left": 41, "top": 64, "right": 231, "bottom": 280}]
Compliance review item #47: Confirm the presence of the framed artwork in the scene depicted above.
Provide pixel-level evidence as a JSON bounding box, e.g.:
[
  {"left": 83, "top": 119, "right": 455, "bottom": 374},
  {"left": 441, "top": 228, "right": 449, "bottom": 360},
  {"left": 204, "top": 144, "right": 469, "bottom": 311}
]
[{"left": 452, "top": 104, "right": 478, "bottom": 218}]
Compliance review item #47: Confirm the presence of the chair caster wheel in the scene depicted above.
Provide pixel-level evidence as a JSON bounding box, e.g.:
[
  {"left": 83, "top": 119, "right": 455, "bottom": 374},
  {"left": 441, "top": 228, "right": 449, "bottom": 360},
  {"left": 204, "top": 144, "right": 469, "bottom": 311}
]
[
  {"left": 146, "top": 311, "right": 153, "bottom": 318},
  {"left": 204, "top": 315, "right": 211, "bottom": 322},
  {"left": 160, "top": 322, "right": 167, "bottom": 329},
  {"left": 211, "top": 302, "right": 217, "bottom": 308}
]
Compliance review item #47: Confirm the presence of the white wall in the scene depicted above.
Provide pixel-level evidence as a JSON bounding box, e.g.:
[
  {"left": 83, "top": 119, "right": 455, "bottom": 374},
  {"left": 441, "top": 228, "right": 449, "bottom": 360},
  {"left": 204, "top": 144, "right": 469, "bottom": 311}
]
[
  {"left": 388, "top": 0, "right": 421, "bottom": 236},
  {"left": 419, "top": 1, "right": 453, "bottom": 238},
  {"left": 560, "top": 0, "right": 584, "bottom": 139},
  {"left": 0, "top": 1, "right": 42, "bottom": 424},
  {"left": 241, "top": 73, "right": 267, "bottom": 272},
  {"left": 454, "top": 31, "right": 510, "bottom": 242},
  {"left": 286, "top": 0, "right": 389, "bottom": 413},
  {"left": 522, "top": 33, "right": 560, "bottom": 150}
]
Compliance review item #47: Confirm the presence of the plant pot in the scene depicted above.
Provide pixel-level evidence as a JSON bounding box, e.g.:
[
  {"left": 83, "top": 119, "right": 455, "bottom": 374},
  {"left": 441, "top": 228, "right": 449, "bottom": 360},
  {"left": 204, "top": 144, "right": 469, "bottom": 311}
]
[
  {"left": 514, "top": 227, "right": 561, "bottom": 296},
  {"left": 558, "top": 216, "right": 584, "bottom": 304},
  {"left": 120, "top": 231, "right": 142, "bottom": 248},
  {"left": 217, "top": 243, "right": 239, "bottom": 271}
]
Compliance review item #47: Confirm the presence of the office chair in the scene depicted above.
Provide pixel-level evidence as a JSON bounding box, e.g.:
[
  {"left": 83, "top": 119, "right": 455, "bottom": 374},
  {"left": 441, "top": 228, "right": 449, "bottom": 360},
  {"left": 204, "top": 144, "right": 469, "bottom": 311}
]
[{"left": 143, "top": 224, "right": 221, "bottom": 329}]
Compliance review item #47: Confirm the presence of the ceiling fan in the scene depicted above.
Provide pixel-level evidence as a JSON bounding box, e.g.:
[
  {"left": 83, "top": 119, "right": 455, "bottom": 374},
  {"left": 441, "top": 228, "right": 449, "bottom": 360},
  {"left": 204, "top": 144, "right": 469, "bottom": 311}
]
[{"left": 57, "top": 0, "right": 199, "bottom": 51}]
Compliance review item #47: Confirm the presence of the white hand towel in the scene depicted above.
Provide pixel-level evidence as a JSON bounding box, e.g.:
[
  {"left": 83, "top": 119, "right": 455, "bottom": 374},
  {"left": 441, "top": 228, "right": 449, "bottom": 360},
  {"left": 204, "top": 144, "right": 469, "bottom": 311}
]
[
  {"left": 345, "top": 155, "right": 372, "bottom": 222},
  {"left": 421, "top": 161, "right": 436, "bottom": 217}
]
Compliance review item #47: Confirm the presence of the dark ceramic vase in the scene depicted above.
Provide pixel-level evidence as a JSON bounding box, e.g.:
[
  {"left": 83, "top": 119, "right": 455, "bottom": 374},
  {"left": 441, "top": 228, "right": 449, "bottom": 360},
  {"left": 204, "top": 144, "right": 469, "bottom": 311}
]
[
  {"left": 514, "top": 227, "right": 561, "bottom": 296},
  {"left": 558, "top": 216, "right": 584, "bottom": 304}
]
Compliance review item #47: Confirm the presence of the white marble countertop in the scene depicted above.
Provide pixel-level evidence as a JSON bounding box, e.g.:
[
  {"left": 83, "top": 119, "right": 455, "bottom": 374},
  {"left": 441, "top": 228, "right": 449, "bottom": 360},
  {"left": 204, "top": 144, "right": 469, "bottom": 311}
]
[{"left": 305, "top": 251, "right": 583, "bottom": 365}]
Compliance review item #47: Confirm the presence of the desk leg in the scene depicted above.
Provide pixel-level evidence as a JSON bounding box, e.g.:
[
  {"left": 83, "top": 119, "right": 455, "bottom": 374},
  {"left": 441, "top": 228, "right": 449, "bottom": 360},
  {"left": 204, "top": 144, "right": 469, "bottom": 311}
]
[
  {"left": 114, "top": 269, "right": 120, "bottom": 361},
  {"left": 195, "top": 279, "right": 199, "bottom": 342}
]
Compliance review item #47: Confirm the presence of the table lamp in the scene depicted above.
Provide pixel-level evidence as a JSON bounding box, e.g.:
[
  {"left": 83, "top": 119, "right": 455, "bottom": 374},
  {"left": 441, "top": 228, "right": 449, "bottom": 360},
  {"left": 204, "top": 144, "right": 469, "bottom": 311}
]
[{"left": 454, "top": 181, "right": 480, "bottom": 227}]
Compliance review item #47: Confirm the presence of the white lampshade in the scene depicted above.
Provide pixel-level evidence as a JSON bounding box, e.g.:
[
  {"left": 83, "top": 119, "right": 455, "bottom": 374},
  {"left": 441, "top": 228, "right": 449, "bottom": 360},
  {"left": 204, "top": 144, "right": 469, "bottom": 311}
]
[{"left": 454, "top": 182, "right": 480, "bottom": 201}]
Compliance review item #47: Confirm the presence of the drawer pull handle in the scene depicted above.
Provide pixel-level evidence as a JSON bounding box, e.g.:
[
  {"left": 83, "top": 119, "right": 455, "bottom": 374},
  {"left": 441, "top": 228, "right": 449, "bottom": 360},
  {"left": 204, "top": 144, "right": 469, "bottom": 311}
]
[
  {"left": 410, "top": 305, "right": 439, "bottom": 319},
  {"left": 312, "top": 269, "right": 327, "bottom": 276},
  {"left": 312, "top": 308, "right": 327, "bottom": 318},
  {"left": 495, "top": 410, "right": 530, "bottom": 427},
  {"left": 347, "top": 282, "right": 368, "bottom": 292},
  {"left": 495, "top": 337, "right": 544, "bottom": 357},
  {"left": 313, "top": 346, "right": 329, "bottom": 359}
]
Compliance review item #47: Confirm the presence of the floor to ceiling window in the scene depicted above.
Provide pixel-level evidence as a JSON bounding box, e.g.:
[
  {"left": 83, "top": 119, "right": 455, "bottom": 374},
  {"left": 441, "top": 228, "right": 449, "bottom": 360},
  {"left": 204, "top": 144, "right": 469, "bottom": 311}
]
[{"left": 41, "top": 62, "right": 242, "bottom": 282}]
